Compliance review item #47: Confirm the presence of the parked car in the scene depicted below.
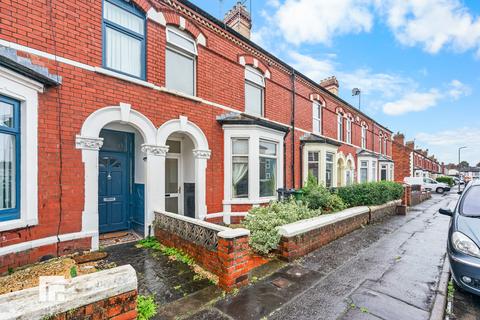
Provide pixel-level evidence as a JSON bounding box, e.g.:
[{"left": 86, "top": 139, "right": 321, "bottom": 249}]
[
  {"left": 404, "top": 177, "right": 451, "bottom": 194},
  {"left": 439, "top": 180, "right": 480, "bottom": 296}
]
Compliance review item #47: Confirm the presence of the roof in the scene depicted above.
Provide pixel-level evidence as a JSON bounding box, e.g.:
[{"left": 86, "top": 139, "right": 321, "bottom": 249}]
[
  {"left": 175, "top": 0, "right": 392, "bottom": 134},
  {"left": 460, "top": 167, "right": 480, "bottom": 173},
  {"left": 216, "top": 112, "right": 290, "bottom": 133},
  {"left": 0, "top": 45, "right": 61, "bottom": 86},
  {"left": 299, "top": 133, "right": 341, "bottom": 147}
]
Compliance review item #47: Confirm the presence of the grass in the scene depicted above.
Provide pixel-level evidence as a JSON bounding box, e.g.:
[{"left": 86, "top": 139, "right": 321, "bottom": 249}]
[{"left": 137, "top": 295, "right": 157, "bottom": 320}]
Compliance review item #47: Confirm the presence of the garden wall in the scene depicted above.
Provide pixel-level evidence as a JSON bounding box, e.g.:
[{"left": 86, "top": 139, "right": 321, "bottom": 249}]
[
  {"left": 154, "top": 212, "right": 268, "bottom": 291},
  {"left": 277, "top": 201, "right": 402, "bottom": 261},
  {"left": 0, "top": 265, "right": 137, "bottom": 320}
]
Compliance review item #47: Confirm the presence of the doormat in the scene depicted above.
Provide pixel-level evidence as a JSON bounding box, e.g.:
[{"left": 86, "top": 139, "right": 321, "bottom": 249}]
[{"left": 99, "top": 231, "right": 142, "bottom": 248}]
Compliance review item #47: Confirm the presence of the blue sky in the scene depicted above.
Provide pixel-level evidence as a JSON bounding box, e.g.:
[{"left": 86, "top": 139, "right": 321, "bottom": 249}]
[{"left": 190, "top": 0, "right": 480, "bottom": 165}]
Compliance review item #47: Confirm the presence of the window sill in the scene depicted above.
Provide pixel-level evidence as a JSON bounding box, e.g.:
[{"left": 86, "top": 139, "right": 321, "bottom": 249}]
[
  {"left": 94, "top": 67, "right": 155, "bottom": 89},
  {"left": 0, "top": 217, "right": 38, "bottom": 232}
]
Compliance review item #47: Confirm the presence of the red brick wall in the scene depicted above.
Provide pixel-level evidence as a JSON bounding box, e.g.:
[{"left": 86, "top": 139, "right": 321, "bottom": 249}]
[
  {"left": 0, "top": 0, "right": 393, "bottom": 259},
  {"left": 393, "top": 139, "right": 412, "bottom": 182},
  {"left": 0, "top": 237, "right": 91, "bottom": 274},
  {"left": 50, "top": 290, "right": 137, "bottom": 320}
]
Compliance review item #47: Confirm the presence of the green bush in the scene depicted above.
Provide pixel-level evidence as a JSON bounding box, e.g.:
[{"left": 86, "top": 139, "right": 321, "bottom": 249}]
[
  {"left": 436, "top": 176, "right": 454, "bottom": 187},
  {"left": 243, "top": 199, "right": 322, "bottom": 254},
  {"left": 137, "top": 295, "right": 157, "bottom": 320},
  {"left": 301, "top": 175, "right": 347, "bottom": 212},
  {"left": 335, "top": 181, "right": 404, "bottom": 207}
]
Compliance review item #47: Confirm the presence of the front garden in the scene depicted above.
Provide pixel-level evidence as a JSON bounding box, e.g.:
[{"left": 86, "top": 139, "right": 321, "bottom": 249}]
[{"left": 243, "top": 178, "right": 404, "bottom": 255}]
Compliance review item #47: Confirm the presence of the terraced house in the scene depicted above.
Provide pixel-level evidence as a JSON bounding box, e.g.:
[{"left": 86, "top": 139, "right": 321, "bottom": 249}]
[{"left": 0, "top": 0, "right": 394, "bottom": 270}]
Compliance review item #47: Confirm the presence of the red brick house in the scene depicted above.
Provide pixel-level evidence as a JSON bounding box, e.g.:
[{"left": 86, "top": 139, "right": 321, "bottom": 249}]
[
  {"left": 392, "top": 133, "right": 444, "bottom": 183},
  {"left": 0, "top": 0, "right": 393, "bottom": 271}
]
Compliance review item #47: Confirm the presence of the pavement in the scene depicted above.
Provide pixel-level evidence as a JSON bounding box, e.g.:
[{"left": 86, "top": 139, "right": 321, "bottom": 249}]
[{"left": 186, "top": 193, "right": 458, "bottom": 320}]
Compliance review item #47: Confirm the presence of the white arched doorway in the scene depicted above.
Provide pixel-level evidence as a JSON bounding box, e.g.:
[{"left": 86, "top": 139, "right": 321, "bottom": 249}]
[
  {"left": 156, "top": 116, "right": 211, "bottom": 220},
  {"left": 76, "top": 103, "right": 159, "bottom": 250}
]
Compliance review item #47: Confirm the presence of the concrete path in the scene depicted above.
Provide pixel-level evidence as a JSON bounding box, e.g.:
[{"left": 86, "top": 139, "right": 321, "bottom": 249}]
[{"left": 188, "top": 193, "right": 457, "bottom": 320}]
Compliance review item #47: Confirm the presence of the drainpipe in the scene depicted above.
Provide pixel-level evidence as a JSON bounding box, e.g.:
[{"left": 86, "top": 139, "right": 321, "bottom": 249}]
[
  {"left": 300, "top": 141, "right": 304, "bottom": 188},
  {"left": 291, "top": 69, "right": 296, "bottom": 189},
  {"left": 283, "top": 134, "right": 287, "bottom": 189}
]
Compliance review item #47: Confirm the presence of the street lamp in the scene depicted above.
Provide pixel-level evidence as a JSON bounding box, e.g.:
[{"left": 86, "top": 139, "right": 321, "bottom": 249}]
[
  {"left": 352, "top": 88, "right": 361, "bottom": 110},
  {"left": 458, "top": 146, "right": 467, "bottom": 192}
]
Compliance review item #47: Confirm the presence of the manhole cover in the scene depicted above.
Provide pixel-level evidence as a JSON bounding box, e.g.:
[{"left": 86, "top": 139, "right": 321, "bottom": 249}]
[{"left": 271, "top": 277, "right": 292, "bottom": 289}]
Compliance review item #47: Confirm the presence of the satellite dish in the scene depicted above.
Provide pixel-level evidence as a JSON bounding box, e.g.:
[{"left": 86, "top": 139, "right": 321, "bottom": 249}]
[{"left": 352, "top": 88, "right": 361, "bottom": 96}]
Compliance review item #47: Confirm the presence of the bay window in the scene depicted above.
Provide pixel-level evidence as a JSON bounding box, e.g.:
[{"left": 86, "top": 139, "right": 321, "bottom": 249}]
[
  {"left": 308, "top": 151, "right": 320, "bottom": 181},
  {"left": 0, "top": 95, "right": 20, "bottom": 222},
  {"left": 245, "top": 67, "right": 265, "bottom": 116},
  {"left": 312, "top": 101, "right": 322, "bottom": 134},
  {"left": 337, "top": 114, "right": 344, "bottom": 141},
  {"left": 325, "top": 152, "right": 334, "bottom": 188},
  {"left": 259, "top": 140, "right": 277, "bottom": 197},
  {"left": 166, "top": 27, "right": 197, "bottom": 96},
  {"left": 232, "top": 139, "right": 249, "bottom": 198},
  {"left": 360, "top": 161, "right": 368, "bottom": 183},
  {"left": 103, "top": 0, "right": 145, "bottom": 78}
]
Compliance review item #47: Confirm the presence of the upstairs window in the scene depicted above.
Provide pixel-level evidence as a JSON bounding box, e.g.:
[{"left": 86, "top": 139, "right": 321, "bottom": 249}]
[
  {"left": 383, "top": 138, "right": 387, "bottom": 155},
  {"left": 312, "top": 101, "right": 322, "bottom": 134},
  {"left": 166, "top": 27, "right": 197, "bottom": 96},
  {"left": 346, "top": 118, "right": 352, "bottom": 144},
  {"left": 361, "top": 126, "right": 367, "bottom": 149},
  {"left": 103, "top": 0, "right": 145, "bottom": 78},
  {"left": 245, "top": 66, "right": 265, "bottom": 116},
  {"left": 337, "top": 114, "right": 344, "bottom": 141},
  {"left": 379, "top": 135, "right": 383, "bottom": 154},
  {"left": 0, "top": 95, "right": 20, "bottom": 222}
]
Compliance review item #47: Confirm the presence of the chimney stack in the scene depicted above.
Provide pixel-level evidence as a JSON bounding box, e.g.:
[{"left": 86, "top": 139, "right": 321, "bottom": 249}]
[
  {"left": 406, "top": 141, "right": 415, "bottom": 150},
  {"left": 393, "top": 133, "right": 405, "bottom": 145},
  {"left": 224, "top": 2, "right": 252, "bottom": 39},
  {"left": 320, "top": 76, "right": 339, "bottom": 95}
]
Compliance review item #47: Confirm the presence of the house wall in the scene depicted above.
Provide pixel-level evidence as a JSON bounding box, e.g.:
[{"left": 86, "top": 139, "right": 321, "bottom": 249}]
[{"left": 0, "top": 0, "right": 394, "bottom": 264}]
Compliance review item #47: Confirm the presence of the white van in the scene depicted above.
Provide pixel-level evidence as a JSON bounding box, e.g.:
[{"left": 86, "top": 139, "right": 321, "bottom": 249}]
[{"left": 404, "top": 177, "right": 451, "bottom": 194}]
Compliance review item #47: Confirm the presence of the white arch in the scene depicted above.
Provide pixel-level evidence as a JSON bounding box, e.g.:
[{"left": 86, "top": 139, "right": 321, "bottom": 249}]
[
  {"left": 76, "top": 104, "right": 160, "bottom": 250},
  {"left": 157, "top": 115, "right": 209, "bottom": 150},
  {"left": 346, "top": 153, "right": 356, "bottom": 169},
  {"left": 156, "top": 116, "right": 211, "bottom": 220},
  {"left": 80, "top": 104, "right": 156, "bottom": 145}
]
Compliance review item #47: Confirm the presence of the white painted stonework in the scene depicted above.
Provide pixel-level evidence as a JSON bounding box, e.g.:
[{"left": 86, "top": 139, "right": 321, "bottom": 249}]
[
  {"left": 0, "top": 67, "right": 40, "bottom": 232},
  {"left": 0, "top": 265, "right": 137, "bottom": 320}
]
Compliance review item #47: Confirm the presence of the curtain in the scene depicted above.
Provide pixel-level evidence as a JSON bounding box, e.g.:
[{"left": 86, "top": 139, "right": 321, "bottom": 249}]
[
  {"left": 104, "top": 2, "right": 144, "bottom": 34},
  {"left": 105, "top": 27, "right": 142, "bottom": 77},
  {"left": 232, "top": 159, "right": 248, "bottom": 197},
  {"left": 0, "top": 134, "right": 14, "bottom": 209}
]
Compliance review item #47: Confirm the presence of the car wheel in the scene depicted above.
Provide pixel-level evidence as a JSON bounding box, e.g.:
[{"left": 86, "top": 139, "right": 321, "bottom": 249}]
[{"left": 436, "top": 187, "right": 444, "bottom": 194}]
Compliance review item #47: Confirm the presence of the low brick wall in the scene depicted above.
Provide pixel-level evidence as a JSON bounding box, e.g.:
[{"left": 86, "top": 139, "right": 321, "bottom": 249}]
[
  {"left": 369, "top": 200, "right": 402, "bottom": 223},
  {"left": 277, "top": 207, "right": 370, "bottom": 261},
  {"left": 0, "top": 265, "right": 137, "bottom": 320},
  {"left": 154, "top": 212, "right": 267, "bottom": 291},
  {"left": 277, "top": 200, "right": 402, "bottom": 261},
  {"left": 411, "top": 191, "right": 432, "bottom": 206},
  {"left": 0, "top": 237, "right": 92, "bottom": 275}
]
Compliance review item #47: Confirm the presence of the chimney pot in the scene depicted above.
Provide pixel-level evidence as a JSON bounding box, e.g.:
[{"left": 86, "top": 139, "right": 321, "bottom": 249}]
[
  {"left": 224, "top": 2, "right": 252, "bottom": 39},
  {"left": 320, "top": 76, "right": 339, "bottom": 95}
]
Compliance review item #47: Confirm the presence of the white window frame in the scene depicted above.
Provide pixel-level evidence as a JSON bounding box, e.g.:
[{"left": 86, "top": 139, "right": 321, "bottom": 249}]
[
  {"left": 361, "top": 126, "right": 367, "bottom": 149},
  {"left": 371, "top": 160, "right": 377, "bottom": 181},
  {"left": 302, "top": 144, "right": 339, "bottom": 187},
  {"left": 359, "top": 160, "right": 369, "bottom": 183},
  {"left": 231, "top": 138, "right": 249, "bottom": 199},
  {"left": 312, "top": 100, "right": 322, "bottom": 134},
  {"left": 0, "top": 67, "right": 40, "bottom": 232},
  {"left": 223, "top": 125, "right": 284, "bottom": 207},
  {"left": 259, "top": 139, "right": 278, "bottom": 198},
  {"left": 383, "top": 138, "right": 387, "bottom": 155},
  {"left": 165, "top": 26, "right": 197, "bottom": 96},
  {"left": 244, "top": 66, "right": 265, "bottom": 116},
  {"left": 337, "top": 113, "right": 344, "bottom": 141},
  {"left": 346, "top": 117, "right": 352, "bottom": 144}
]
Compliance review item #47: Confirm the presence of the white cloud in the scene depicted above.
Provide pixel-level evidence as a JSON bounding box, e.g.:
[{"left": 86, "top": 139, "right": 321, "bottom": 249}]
[
  {"left": 382, "top": 90, "right": 441, "bottom": 115},
  {"left": 448, "top": 79, "right": 472, "bottom": 100},
  {"left": 416, "top": 127, "right": 480, "bottom": 164},
  {"left": 274, "top": 0, "right": 375, "bottom": 45},
  {"left": 381, "top": 0, "right": 480, "bottom": 54},
  {"left": 288, "top": 51, "right": 336, "bottom": 80}
]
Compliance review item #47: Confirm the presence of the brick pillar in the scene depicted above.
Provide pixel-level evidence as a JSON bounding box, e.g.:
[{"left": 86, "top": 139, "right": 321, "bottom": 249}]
[
  {"left": 217, "top": 229, "right": 251, "bottom": 291},
  {"left": 402, "top": 185, "right": 412, "bottom": 206}
]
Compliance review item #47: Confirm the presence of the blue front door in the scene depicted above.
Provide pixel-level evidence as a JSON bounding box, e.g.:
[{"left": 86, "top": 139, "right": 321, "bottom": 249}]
[{"left": 98, "top": 130, "right": 133, "bottom": 234}]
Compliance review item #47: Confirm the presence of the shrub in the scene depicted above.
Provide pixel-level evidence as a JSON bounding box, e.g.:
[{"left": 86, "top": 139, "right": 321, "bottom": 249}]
[
  {"left": 243, "top": 199, "right": 322, "bottom": 254},
  {"left": 335, "top": 181, "right": 404, "bottom": 207},
  {"left": 301, "top": 175, "right": 347, "bottom": 212},
  {"left": 436, "top": 176, "right": 454, "bottom": 187},
  {"left": 137, "top": 295, "right": 157, "bottom": 320}
]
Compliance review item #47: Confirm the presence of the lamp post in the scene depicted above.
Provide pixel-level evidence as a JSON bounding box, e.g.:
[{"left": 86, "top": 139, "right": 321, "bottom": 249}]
[
  {"left": 352, "top": 88, "right": 361, "bottom": 110},
  {"left": 458, "top": 146, "right": 467, "bottom": 192}
]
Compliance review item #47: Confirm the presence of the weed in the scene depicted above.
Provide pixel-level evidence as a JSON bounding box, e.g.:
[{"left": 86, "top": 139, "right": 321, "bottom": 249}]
[
  {"left": 360, "top": 307, "right": 369, "bottom": 313},
  {"left": 7, "top": 267, "right": 14, "bottom": 275},
  {"left": 448, "top": 280, "right": 455, "bottom": 299},
  {"left": 137, "top": 295, "right": 157, "bottom": 320},
  {"left": 350, "top": 303, "right": 356, "bottom": 309},
  {"left": 231, "top": 288, "right": 240, "bottom": 296},
  {"left": 70, "top": 266, "right": 77, "bottom": 278},
  {"left": 173, "top": 285, "right": 182, "bottom": 291}
]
